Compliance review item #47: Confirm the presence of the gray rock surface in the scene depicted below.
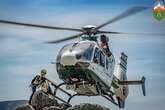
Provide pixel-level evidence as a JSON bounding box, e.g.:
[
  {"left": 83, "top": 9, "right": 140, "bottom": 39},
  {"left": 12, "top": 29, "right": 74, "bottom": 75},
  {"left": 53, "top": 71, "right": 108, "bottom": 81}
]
[
  {"left": 67, "top": 103, "right": 110, "bottom": 110},
  {"left": 14, "top": 90, "right": 110, "bottom": 110},
  {"left": 14, "top": 104, "right": 34, "bottom": 110},
  {"left": 42, "top": 106, "right": 63, "bottom": 110},
  {"left": 31, "top": 91, "right": 60, "bottom": 110}
]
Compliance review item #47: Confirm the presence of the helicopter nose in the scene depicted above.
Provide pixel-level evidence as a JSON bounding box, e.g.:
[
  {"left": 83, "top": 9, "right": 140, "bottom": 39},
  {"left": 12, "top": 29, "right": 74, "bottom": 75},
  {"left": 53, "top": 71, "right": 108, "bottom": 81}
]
[{"left": 60, "top": 51, "right": 77, "bottom": 66}]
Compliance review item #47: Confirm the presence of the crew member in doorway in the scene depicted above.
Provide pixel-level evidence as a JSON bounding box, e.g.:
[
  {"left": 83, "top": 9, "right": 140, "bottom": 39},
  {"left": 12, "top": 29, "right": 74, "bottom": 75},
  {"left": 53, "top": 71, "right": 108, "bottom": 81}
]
[
  {"left": 100, "top": 34, "right": 111, "bottom": 56},
  {"left": 28, "top": 69, "right": 52, "bottom": 104}
]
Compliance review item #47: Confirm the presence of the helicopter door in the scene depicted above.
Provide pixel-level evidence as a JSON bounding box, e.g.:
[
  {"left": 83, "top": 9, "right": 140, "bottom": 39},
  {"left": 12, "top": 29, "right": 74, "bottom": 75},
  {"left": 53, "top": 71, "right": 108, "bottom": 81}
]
[
  {"left": 99, "top": 51, "right": 111, "bottom": 79},
  {"left": 93, "top": 47, "right": 106, "bottom": 68},
  {"left": 93, "top": 47, "right": 106, "bottom": 69},
  {"left": 91, "top": 47, "right": 112, "bottom": 86}
]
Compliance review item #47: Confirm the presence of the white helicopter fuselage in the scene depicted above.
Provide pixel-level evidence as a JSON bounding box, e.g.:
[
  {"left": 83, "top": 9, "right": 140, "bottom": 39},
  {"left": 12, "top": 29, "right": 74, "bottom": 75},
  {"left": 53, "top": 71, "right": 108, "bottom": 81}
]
[{"left": 56, "top": 40, "right": 116, "bottom": 95}]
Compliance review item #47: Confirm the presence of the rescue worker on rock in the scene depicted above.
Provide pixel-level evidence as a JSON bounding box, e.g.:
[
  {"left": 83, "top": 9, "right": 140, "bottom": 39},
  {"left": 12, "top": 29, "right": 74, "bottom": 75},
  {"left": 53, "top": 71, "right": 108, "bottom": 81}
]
[
  {"left": 29, "top": 69, "right": 52, "bottom": 104},
  {"left": 100, "top": 34, "right": 111, "bottom": 56}
]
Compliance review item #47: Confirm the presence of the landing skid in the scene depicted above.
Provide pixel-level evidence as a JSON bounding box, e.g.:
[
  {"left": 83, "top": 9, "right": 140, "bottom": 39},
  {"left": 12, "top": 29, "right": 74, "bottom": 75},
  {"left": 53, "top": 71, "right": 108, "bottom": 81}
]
[{"left": 46, "top": 78, "right": 118, "bottom": 107}]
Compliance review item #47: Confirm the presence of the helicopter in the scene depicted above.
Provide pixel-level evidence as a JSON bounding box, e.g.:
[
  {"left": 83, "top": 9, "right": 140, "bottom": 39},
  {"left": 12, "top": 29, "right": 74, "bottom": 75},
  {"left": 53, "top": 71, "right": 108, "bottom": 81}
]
[{"left": 1, "top": 6, "right": 165, "bottom": 108}]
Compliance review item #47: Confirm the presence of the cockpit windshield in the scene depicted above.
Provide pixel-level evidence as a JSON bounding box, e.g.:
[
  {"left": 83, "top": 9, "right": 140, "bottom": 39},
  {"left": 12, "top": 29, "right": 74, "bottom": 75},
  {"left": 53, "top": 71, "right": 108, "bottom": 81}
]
[
  {"left": 56, "top": 41, "right": 95, "bottom": 62},
  {"left": 73, "top": 42, "right": 94, "bottom": 61}
]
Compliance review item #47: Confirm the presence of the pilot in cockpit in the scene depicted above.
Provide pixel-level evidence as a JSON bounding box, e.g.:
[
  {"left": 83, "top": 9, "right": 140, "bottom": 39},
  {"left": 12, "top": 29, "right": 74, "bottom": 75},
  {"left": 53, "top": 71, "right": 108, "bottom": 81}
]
[{"left": 99, "top": 34, "right": 111, "bottom": 57}]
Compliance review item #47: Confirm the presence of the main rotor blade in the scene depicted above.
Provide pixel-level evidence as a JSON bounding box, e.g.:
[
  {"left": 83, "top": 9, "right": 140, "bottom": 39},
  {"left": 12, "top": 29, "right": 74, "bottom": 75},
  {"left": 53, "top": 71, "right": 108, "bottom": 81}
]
[
  {"left": 95, "top": 6, "right": 148, "bottom": 29},
  {"left": 98, "top": 31, "right": 165, "bottom": 36},
  {"left": 46, "top": 33, "right": 83, "bottom": 44},
  {"left": 0, "top": 20, "right": 82, "bottom": 32},
  {"left": 98, "top": 31, "right": 122, "bottom": 34}
]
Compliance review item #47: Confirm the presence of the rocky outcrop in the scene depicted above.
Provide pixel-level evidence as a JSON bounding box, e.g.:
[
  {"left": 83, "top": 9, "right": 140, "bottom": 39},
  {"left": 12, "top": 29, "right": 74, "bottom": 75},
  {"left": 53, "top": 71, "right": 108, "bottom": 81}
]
[
  {"left": 14, "top": 104, "right": 34, "bottom": 110},
  {"left": 67, "top": 103, "right": 110, "bottom": 110},
  {"left": 14, "top": 90, "right": 110, "bottom": 110},
  {"left": 30, "top": 91, "right": 60, "bottom": 110}
]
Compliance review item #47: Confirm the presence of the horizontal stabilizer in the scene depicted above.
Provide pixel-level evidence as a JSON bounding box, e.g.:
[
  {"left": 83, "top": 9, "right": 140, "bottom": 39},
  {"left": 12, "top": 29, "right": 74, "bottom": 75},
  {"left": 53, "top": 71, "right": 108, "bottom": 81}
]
[{"left": 118, "top": 76, "right": 146, "bottom": 96}]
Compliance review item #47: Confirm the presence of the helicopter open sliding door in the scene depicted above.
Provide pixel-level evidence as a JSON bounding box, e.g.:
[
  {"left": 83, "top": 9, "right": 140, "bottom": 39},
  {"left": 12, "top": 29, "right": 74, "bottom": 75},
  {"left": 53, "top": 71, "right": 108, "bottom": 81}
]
[
  {"left": 103, "top": 50, "right": 115, "bottom": 87},
  {"left": 89, "top": 47, "right": 113, "bottom": 88}
]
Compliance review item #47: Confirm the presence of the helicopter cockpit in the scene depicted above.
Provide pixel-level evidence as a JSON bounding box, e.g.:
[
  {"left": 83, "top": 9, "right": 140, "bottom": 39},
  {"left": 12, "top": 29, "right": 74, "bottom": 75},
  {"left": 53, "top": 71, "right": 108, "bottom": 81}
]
[
  {"left": 56, "top": 41, "right": 95, "bottom": 81},
  {"left": 56, "top": 41, "right": 95, "bottom": 66},
  {"left": 71, "top": 41, "right": 95, "bottom": 61},
  {"left": 56, "top": 40, "right": 114, "bottom": 82},
  {"left": 80, "top": 34, "right": 112, "bottom": 57},
  {"left": 56, "top": 39, "right": 113, "bottom": 68}
]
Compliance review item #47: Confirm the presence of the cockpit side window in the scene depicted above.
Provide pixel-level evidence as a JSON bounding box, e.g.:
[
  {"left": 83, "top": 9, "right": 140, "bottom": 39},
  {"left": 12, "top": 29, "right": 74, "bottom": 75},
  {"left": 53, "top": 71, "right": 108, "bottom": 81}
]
[
  {"left": 100, "top": 51, "right": 105, "bottom": 67},
  {"left": 93, "top": 47, "right": 99, "bottom": 64},
  {"left": 83, "top": 44, "right": 93, "bottom": 60}
]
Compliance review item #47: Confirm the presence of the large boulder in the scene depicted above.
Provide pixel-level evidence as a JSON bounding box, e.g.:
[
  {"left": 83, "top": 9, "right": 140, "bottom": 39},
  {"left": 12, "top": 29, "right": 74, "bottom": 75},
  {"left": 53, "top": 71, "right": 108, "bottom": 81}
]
[{"left": 31, "top": 91, "right": 60, "bottom": 110}]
